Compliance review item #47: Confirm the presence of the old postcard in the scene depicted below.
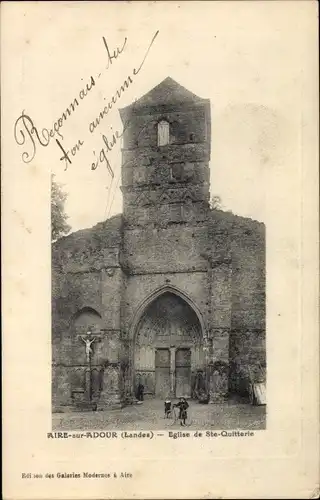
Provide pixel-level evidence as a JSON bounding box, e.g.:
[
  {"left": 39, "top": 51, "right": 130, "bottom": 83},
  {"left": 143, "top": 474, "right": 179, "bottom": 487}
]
[{"left": 2, "top": 1, "right": 319, "bottom": 498}]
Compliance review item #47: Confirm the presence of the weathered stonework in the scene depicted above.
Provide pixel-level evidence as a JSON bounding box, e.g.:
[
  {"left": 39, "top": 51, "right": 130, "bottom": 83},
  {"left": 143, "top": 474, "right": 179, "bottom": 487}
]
[{"left": 52, "top": 78, "right": 266, "bottom": 411}]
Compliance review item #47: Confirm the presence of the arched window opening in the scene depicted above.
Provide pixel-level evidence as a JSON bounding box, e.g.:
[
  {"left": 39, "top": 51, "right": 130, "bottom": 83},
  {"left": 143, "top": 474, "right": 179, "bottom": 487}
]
[
  {"left": 73, "top": 307, "right": 102, "bottom": 335},
  {"left": 157, "top": 120, "right": 170, "bottom": 146}
]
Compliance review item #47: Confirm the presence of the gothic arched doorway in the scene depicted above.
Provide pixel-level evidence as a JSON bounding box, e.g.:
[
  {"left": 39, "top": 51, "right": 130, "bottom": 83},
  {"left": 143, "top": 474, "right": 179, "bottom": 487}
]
[{"left": 134, "top": 292, "right": 205, "bottom": 399}]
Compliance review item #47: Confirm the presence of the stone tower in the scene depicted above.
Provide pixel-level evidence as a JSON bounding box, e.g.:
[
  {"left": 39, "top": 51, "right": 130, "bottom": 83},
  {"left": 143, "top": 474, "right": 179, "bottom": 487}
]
[
  {"left": 119, "top": 78, "right": 213, "bottom": 399},
  {"left": 119, "top": 77, "right": 211, "bottom": 228}
]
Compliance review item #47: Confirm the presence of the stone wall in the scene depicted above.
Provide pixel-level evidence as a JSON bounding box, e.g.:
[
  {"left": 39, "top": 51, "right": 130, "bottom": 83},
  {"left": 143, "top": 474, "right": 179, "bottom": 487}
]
[
  {"left": 52, "top": 208, "right": 265, "bottom": 409},
  {"left": 122, "top": 224, "right": 209, "bottom": 274},
  {"left": 121, "top": 103, "right": 209, "bottom": 152},
  {"left": 52, "top": 216, "right": 125, "bottom": 410},
  {"left": 121, "top": 98, "right": 211, "bottom": 229},
  {"left": 230, "top": 217, "right": 266, "bottom": 395}
]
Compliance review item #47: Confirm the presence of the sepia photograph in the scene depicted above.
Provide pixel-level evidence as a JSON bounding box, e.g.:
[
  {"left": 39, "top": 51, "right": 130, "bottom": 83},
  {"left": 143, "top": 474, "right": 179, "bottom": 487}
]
[
  {"left": 51, "top": 78, "right": 266, "bottom": 430},
  {"left": 3, "top": 1, "right": 318, "bottom": 498}
]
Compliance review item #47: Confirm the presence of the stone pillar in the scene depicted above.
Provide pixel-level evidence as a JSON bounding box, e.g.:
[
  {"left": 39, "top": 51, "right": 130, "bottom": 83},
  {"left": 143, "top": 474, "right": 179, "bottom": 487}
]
[
  {"left": 118, "top": 332, "right": 130, "bottom": 400},
  {"left": 52, "top": 365, "right": 71, "bottom": 411},
  {"left": 208, "top": 328, "right": 230, "bottom": 403},
  {"left": 93, "top": 328, "right": 124, "bottom": 410},
  {"left": 208, "top": 243, "right": 232, "bottom": 403},
  {"left": 97, "top": 363, "right": 123, "bottom": 410},
  {"left": 170, "top": 347, "right": 176, "bottom": 398},
  {"left": 203, "top": 337, "right": 211, "bottom": 395},
  {"left": 127, "top": 339, "right": 135, "bottom": 398},
  {"left": 84, "top": 367, "right": 91, "bottom": 402}
]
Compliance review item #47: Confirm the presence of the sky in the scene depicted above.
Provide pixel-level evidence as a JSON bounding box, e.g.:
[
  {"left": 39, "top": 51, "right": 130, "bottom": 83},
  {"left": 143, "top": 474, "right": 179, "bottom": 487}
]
[{"left": 9, "top": 1, "right": 307, "bottom": 232}]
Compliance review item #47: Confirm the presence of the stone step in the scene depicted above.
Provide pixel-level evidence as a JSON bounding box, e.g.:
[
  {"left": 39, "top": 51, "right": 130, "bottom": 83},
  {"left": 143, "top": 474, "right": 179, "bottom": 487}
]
[{"left": 74, "top": 401, "right": 98, "bottom": 412}]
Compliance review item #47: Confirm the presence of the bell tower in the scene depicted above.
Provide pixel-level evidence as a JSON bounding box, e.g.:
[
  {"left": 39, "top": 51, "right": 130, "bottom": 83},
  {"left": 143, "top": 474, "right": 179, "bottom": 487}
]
[{"left": 119, "top": 77, "right": 211, "bottom": 227}]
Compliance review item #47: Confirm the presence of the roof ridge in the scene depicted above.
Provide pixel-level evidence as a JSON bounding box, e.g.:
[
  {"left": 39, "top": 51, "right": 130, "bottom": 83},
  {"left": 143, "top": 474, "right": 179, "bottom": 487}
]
[
  {"left": 52, "top": 214, "right": 123, "bottom": 246},
  {"left": 121, "top": 77, "right": 207, "bottom": 111}
]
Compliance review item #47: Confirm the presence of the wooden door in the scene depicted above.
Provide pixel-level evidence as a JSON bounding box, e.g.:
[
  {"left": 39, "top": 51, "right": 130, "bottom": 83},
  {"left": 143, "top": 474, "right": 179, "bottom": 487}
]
[
  {"left": 175, "top": 348, "right": 191, "bottom": 398},
  {"left": 155, "top": 349, "right": 170, "bottom": 398}
]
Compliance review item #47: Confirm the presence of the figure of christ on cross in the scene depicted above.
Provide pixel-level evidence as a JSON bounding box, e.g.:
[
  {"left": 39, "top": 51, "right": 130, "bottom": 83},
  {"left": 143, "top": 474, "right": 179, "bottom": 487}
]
[
  {"left": 81, "top": 336, "right": 96, "bottom": 363},
  {"left": 78, "top": 329, "right": 102, "bottom": 364},
  {"left": 77, "top": 328, "right": 103, "bottom": 404}
]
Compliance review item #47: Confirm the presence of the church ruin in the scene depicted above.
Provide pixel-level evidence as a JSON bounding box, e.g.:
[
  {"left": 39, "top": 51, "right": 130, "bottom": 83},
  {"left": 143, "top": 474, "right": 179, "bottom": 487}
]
[{"left": 52, "top": 77, "right": 266, "bottom": 411}]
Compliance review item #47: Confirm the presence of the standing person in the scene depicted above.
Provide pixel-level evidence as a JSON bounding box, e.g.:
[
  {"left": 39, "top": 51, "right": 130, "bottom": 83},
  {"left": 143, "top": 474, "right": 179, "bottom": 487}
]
[
  {"left": 174, "top": 397, "right": 189, "bottom": 426},
  {"left": 137, "top": 381, "right": 144, "bottom": 402},
  {"left": 164, "top": 398, "right": 172, "bottom": 418}
]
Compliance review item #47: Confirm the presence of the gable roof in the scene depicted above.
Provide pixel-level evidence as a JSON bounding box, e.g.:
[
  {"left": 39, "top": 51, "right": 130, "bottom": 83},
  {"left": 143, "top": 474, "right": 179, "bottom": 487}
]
[{"left": 121, "top": 77, "right": 207, "bottom": 112}]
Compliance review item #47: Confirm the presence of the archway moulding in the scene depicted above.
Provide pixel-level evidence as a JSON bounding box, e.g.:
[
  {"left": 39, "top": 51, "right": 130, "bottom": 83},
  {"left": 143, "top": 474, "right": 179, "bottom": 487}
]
[
  {"left": 69, "top": 306, "right": 103, "bottom": 328},
  {"left": 129, "top": 284, "right": 207, "bottom": 341}
]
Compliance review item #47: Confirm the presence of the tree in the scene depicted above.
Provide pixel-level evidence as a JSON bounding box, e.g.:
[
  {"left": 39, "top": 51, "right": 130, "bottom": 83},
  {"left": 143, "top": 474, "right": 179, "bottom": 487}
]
[
  {"left": 51, "top": 174, "right": 71, "bottom": 241},
  {"left": 210, "top": 195, "right": 222, "bottom": 210},
  {"left": 210, "top": 195, "right": 234, "bottom": 214}
]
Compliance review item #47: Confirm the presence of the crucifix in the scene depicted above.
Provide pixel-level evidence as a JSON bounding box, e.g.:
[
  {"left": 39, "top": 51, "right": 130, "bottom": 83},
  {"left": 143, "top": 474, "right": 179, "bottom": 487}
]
[{"left": 77, "top": 328, "right": 103, "bottom": 403}]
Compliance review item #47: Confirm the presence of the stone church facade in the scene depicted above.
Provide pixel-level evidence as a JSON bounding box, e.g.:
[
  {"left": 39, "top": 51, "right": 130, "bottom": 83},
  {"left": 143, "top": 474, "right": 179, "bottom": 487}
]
[{"left": 52, "top": 77, "right": 266, "bottom": 412}]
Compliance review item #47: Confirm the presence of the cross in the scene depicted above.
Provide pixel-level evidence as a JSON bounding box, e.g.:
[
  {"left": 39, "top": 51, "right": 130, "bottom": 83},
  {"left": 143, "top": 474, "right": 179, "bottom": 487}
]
[
  {"left": 77, "top": 328, "right": 103, "bottom": 365},
  {"left": 77, "top": 327, "right": 103, "bottom": 404}
]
